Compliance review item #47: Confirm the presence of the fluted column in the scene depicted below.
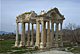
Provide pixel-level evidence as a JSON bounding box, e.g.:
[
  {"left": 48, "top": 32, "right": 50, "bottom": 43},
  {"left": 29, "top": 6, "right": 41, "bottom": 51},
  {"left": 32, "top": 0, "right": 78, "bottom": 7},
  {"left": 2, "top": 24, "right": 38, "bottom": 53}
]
[
  {"left": 35, "top": 21, "right": 40, "bottom": 47},
  {"left": 46, "top": 21, "right": 50, "bottom": 48},
  {"left": 27, "top": 23, "right": 30, "bottom": 46},
  {"left": 30, "top": 23, "right": 34, "bottom": 46},
  {"left": 19, "top": 22, "right": 25, "bottom": 47},
  {"left": 40, "top": 20, "right": 44, "bottom": 49},
  {"left": 60, "top": 23, "right": 63, "bottom": 47},
  {"left": 15, "top": 22, "right": 19, "bottom": 47},
  {"left": 55, "top": 23, "right": 59, "bottom": 47}
]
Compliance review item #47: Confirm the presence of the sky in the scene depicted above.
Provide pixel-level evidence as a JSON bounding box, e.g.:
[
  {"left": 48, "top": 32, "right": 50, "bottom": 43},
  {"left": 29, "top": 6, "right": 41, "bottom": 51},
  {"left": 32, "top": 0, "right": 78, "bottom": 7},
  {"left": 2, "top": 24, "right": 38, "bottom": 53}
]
[{"left": 0, "top": 0, "right": 80, "bottom": 33}]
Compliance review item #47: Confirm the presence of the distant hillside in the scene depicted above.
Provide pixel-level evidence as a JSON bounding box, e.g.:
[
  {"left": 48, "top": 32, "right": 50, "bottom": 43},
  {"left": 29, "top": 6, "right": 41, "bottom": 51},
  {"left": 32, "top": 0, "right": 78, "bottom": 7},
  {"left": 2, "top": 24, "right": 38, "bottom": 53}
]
[{"left": 0, "top": 31, "right": 9, "bottom": 35}]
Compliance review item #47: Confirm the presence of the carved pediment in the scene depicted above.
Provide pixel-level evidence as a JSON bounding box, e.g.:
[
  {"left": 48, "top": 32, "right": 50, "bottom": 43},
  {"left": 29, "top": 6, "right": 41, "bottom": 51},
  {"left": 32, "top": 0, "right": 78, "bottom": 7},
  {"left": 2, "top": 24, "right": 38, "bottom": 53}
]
[
  {"left": 50, "top": 12, "right": 56, "bottom": 19},
  {"left": 16, "top": 7, "right": 65, "bottom": 23},
  {"left": 30, "top": 13, "right": 37, "bottom": 19},
  {"left": 43, "top": 7, "right": 65, "bottom": 20},
  {"left": 16, "top": 11, "right": 37, "bottom": 20}
]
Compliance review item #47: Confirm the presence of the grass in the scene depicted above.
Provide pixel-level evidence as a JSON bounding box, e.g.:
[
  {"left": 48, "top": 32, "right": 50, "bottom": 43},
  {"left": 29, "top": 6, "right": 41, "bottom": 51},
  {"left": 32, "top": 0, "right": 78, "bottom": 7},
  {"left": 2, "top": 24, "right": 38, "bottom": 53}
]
[
  {"left": 0, "top": 39, "right": 15, "bottom": 53},
  {"left": 1, "top": 39, "right": 80, "bottom": 54},
  {"left": 71, "top": 47, "right": 80, "bottom": 53},
  {"left": 62, "top": 46, "right": 80, "bottom": 53},
  {"left": 11, "top": 51, "right": 27, "bottom": 54},
  {"left": 0, "top": 39, "right": 36, "bottom": 54},
  {"left": 11, "top": 49, "right": 37, "bottom": 54}
]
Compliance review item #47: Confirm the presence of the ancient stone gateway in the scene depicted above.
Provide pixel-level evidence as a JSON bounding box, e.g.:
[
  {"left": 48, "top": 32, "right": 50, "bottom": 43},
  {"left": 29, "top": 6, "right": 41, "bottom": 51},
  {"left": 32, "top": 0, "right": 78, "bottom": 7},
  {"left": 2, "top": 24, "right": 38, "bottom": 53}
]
[{"left": 15, "top": 7, "right": 65, "bottom": 49}]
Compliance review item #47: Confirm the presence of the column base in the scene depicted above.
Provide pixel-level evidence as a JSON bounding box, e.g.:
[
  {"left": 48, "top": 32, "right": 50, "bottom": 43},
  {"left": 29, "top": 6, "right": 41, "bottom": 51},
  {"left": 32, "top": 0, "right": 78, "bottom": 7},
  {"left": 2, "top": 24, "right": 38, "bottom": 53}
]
[
  {"left": 30, "top": 41, "right": 34, "bottom": 46},
  {"left": 40, "top": 42, "right": 44, "bottom": 49},
  {"left": 50, "top": 42, "right": 52, "bottom": 48},
  {"left": 19, "top": 41, "right": 25, "bottom": 47},
  {"left": 55, "top": 43, "right": 58, "bottom": 48},
  {"left": 33, "top": 42, "right": 40, "bottom": 49},
  {"left": 46, "top": 42, "right": 51, "bottom": 48},
  {"left": 52, "top": 42, "right": 55, "bottom": 47},
  {"left": 60, "top": 42, "right": 63, "bottom": 47},
  {"left": 35, "top": 42, "right": 40, "bottom": 47},
  {"left": 15, "top": 41, "right": 18, "bottom": 47},
  {"left": 27, "top": 41, "right": 30, "bottom": 46},
  {"left": 44, "top": 42, "right": 46, "bottom": 47},
  {"left": 50, "top": 42, "right": 53, "bottom": 48}
]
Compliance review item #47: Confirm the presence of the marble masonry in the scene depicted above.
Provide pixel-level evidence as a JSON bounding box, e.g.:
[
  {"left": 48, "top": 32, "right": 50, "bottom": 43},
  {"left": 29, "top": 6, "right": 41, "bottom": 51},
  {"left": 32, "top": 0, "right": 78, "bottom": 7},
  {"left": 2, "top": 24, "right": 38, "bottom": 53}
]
[{"left": 15, "top": 7, "right": 65, "bottom": 49}]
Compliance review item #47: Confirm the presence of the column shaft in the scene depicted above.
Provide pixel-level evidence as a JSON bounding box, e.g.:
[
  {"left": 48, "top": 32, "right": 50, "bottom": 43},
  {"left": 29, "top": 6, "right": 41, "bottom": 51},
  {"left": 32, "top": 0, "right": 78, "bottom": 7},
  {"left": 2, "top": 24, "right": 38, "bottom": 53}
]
[
  {"left": 31, "top": 23, "right": 34, "bottom": 46},
  {"left": 60, "top": 23, "right": 63, "bottom": 47},
  {"left": 40, "top": 20, "right": 44, "bottom": 49},
  {"left": 21, "top": 23, "right": 24, "bottom": 41},
  {"left": 53, "top": 23, "right": 54, "bottom": 47},
  {"left": 46, "top": 21, "right": 50, "bottom": 48},
  {"left": 55, "top": 23, "right": 59, "bottom": 47},
  {"left": 27, "top": 23, "right": 30, "bottom": 46},
  {"left": 51, "top": 21, "right": 54, "bottom": 47},
  {"left": 35, "top": 21, "right": 40, "bottom": 46},
  {"left": 23, "top": 23, "right": 25, "bottom": 45},
  {"left": 44, "top": 22, "right": 46, "bottom": 47},
  {"left": 19, "top": 22, "right": 25, "bottom": 47},
  {"left": 15, "top": 22, "right": 19, "bottom": 47}
]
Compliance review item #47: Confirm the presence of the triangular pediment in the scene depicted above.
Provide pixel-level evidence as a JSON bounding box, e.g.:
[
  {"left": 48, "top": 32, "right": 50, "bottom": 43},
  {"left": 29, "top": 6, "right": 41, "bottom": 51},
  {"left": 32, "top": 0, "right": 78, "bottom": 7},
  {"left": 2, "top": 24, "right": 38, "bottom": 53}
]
[
  {"left": 43, "top": 7, "right": 65, "bottom": 20},
  {"left": 16, "top": 11, "right": 37, "bottom": 20}
]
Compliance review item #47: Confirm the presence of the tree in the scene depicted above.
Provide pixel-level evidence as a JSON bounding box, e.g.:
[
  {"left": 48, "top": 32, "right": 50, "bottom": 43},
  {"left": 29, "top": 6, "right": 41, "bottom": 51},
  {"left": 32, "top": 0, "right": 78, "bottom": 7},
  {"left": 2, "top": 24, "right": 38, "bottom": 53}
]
[
  {"left": 65, "top": 23, "right": 80, "bottom": 46},
  {"left": 74, "top": 28, "right": 80, "bottom": 46},
  {"left": 65, "top": 23, "right": 73, "bottom": 30}
]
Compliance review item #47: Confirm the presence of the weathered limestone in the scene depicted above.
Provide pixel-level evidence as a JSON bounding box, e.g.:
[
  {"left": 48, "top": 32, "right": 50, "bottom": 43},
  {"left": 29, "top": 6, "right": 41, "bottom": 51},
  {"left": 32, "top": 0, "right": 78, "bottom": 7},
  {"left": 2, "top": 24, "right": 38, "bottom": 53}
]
[
  {"left": 40, "top": 20, "right": 44, "bottom": 49},
  {"left": 15, "top": 22, "right": 19, "bottom": 47},
  {"left": 51, "top": 21, "right": 54, "bottom": 47},
  {"left": 30, "top": 23, "right": 34, "bottom": 46},
  {"left": 46, "top": 21, "right": 50, "bottom": 48},
  {"left": 19, "top": 22, "right": 25, "bottom": 47},
  {"left": 35, "top": 20, "right": 40, "bottom": 47},
  {"left": 44, "top": 22, "right": 47, "bottom": 47},
  {"left": 23, "top": 23, "right": 25, "bottom": 46},
  {"left": 60, "top": 23, "right": 63, "bottom": 47},
  {"left": 15, "top": 7, "right": 65, "bottom": 49},
  {"left": 55, "top": 23, "right": 59, "bottom": 48},
  {"left": 27, "top": 23, "right": 30, "bottom": 46},
  {"left": 53, "top": 23, "right": 54, "bottom": 46}
]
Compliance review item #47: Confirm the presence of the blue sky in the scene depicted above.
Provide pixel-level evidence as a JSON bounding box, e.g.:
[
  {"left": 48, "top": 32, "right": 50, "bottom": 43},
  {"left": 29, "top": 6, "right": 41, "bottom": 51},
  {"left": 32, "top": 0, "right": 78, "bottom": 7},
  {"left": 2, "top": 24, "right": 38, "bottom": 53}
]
[{"left": 0, "top": 0, "right": 80, "bottom": 33}]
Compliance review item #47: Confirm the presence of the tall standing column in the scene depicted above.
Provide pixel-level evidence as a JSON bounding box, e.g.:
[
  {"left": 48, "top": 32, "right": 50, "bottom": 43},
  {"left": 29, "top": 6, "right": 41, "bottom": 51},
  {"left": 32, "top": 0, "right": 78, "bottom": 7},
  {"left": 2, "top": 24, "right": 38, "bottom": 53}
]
[
  {"left": 31, "top": 23, "right": 34, "bottom": 46},
  {"left": 53, "top": 23, "right": 54, "bottom": 46},
  {"left": 46, "top": 21, "right": 50, "bottom": 48},
  {"left": 27, "top": 23, "right": 30, "bottom": 46},
  {"left": 55, "top": 23, "right": 59, "bottom": 47},
  {"left": 60, "top": 23, "right": 63, "bottom": 47},
  {"left": 40, "top": 20, "right": 44, "bottom": 49},
  {"left": 44, "top": 22, "right": 46, "bottom": 47},
  {"left": 15, "top": 22, "right": 19, "bottom": 47},
  {"left": 19, "top": 22, "right": 25, "bottom": 47},
  {"left": 23, "top": 23, "right": 25, "bottom": 46},
  {"left": 35, "top": 21, "right": 40, "bottom": 47},
  {"left": 51, "top": 21, "right": 54, "bottom": 47}
]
